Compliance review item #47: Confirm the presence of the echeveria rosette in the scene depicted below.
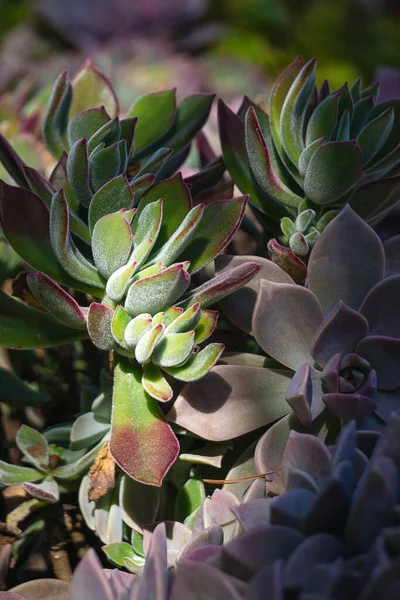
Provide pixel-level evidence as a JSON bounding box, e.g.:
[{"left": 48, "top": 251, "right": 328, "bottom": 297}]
[
  {"left": 219, "top": 56, "right": 400, "bottom": 265},
  {"left": 252, "top": 205, "right": 400, "bottom": 429}
]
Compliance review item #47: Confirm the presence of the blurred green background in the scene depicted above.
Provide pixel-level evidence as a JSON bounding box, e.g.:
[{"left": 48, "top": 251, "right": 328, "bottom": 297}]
[{"left": 0, "top": 0, "right": 400, "bottom": 99}]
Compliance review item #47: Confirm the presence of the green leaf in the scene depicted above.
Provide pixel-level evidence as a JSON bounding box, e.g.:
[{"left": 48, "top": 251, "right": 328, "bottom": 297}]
[
  {"left": 357, "top": 107, "right": 395, "bottom": 166},
  {"left": 0, "top": 368, "right": 50, "bottom": 407},
  {"left": 133, "top": 197, "right": 163, "bottom": 247},
  {"left": 110, "top": 359, "right": 179, "bottom": 486},
  {"left": 133, "top": 147, "right": 173, "bottom": 180},
  {"left": 92, "top": 210, "right": 133, "bottom": 278},
  {"left": 111, "top": 305, "right": 132, "bottom": 349},
  {"left": 305, "top": 92, "right": 340, "bottom": 145},
  {"left": 89, "top": 142, "right": 121, "bottom": 193},
  {"left": 27, "top": 272, "right": 87, "bottom": 330},
  {"left": 175, "top": 478, "right": 206, "bottom": 522},
  {"left": 102, "top": 542, "right": 138, "bottom": 568},
  {"left": 336, "top": 109, "right": 351, "bottom": 141},
  {"left": 70, "top": 60, "right": 119, "bottom": 118},
  {"left": 87, "top": 116, "right": 121, "bottom": 155},
  {"left": 163, "top": 94, "right": 214, "bottom": 154},
  {"left": 106, "top": 262, "right": 138, "bottom": 303},
  {"left": 0, "top": 133, "right": 29, "bottom": 188},
  {"left": 298, "top": 138, "right": 326, "bottom": 178},
  {"left": 149, "top": 204, "right": 204, "bottom": 268},
  {"left": 54, "top": 436, "right": 108, "bottom": 481},
  {"left": 179, "top": 262, "right": 261, "bottom": 309},
  {"left": 132, "top": 174, "right": 191, "bottom": 251},
  {"left": 304, "top": 141, "right": 363, "bottom": 205},
  {"left": 246, "top": 108, "right": 303, "bottom": 208},
  {"left": 135, "top": 323, "right": 165, "bottom": 364},
  {"left": 125, "top": 264, "right": 190, "bottom": 317},
  {"left": 70, "top": 412, "right": 110, "bottom": 450},
  {"left": 194, "top": 309, "right": 218, "bottom": 343},
  {"left": 88, "top": 174, "right": 134, "bottom": 233},
  {"left": 0, "top": 290, "right": 88, "bottom": 349},
  {"left": 87, "top": 303, "right": 115, "bottom": 350},
  {"left": 0, "top": 460, "right": 42, "bottom": 486},
  {"left": 50, "top": 190, "right": 105, "bottom": 292},
  {"left": 163, "top": 343, "right": 224, "bottom": 382},
  {"left": 42, "top": 70, "right": 72, "bottom": 158},
  {"left": 16, "top": 425, "right": 49, "bottom": 471},
  {"left": 280, "top": 58, "right": 317, "bottom": 165},
  {"left": 142, "top": 363, "right": 173, "bottom": 402},
  {"left": 23, "top": 166, "right": 54, "bottom": 206},
  {"left": 128, "top": 89, "right": 176, "bottom": 156},
  {"left": 68, "top": 107, "right": 111, "bottom": 146},
  {"left": 165, "top": 303, "right": 201, "bottom": 335},
  {"left": 152, "top": 331, "right": 195, "bottom": 368},
  {"left": 124, "top": 313, "right": 152, "bottom": 348},
  {"left": 350, "top": 97, "right": 374, "bottom": 138},
  {"left": 67, "top": 139, "right": 93, "bottom": 207}
]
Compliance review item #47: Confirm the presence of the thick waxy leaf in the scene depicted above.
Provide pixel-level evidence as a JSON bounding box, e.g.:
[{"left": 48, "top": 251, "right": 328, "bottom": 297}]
[
  {"left": 165, "top": 303, "right": 201, "bottom": 335},
  {"left": 27, "top": 272, "right": 87, "bottom": 329},
  {"left": 70, "top": 549, "right": 114, "bottom": 600},
  {"left": 50, "top": 190, "right": 105, "bottom": 291},
  {"left": 135, "top": 323, "right": 165, "bottom": 364},
  {"left": 253, "top": 280, "right": 323, "bottom": 370},
  {"left": 0, "top": 133, "right": 29, "bottom": 188},
  {"left": 70, "top": 60, "right": 119, "bottom": 118},
  {"left": 171, "top": 561, "right": 241, "bottom": 600},
  {"left": 348, "top": 175, "right": 400, "bottom": 222},
  {"left": 0, "top": 290, "right": 87, "bottom": 349},
  {"left": 298, "top": 137, "right": 326, "bottom": 178},
  {"left": 304, "top": 141, "right": 363, "bottom": 204},
  {"left": 110, "top": 359, "right": 179, "bottom": 486},
  {"left": 16, "top": 425, "right": 49, "bottom": 471},
  {"left": 54, "top": 437, "right": 108, "bottom": 481},
  {"left": 128, "top": 89, "right": 176, "bottom": 156},
  {"left": 88, "top": 175, "right": 134, "bottom": 232},
  {"left": 175, "top": 478, "right": 206, "bottom": 522},
  {"left": 23, "top": 166, "right": 54, "bottom": 207},
  {"left": 360, "top": 275, "right": 400, "bottom": 337},
  {"left": 89, "top": 142, "right": 122, "bottom": 193},
  {"left": 106, "top": 262, "right": 138, "bottom": 302},
  {"left": 110, "top": 305, "right": 132, "bottom": 349},
  {"left": 163, "top": 343, "right": 224, "bottom": 382},
  {"left": 9, "top": 582, "right": 69, "bottom": 600},
  {"left": 307, "top": 206, "right": 385, "bottom": 315},
  {"left": 150, "top": 204, "right": 204, "bottom": 268},
  {"left": 0, "top": 460, "right": 42, "bottom": 485},
  {"left": 280, "top": 58, "right": 317, "bottom": 165},
  {"left": 356, "top": 335, "right": 400, "bottom": 390},
  {"left": 67, "top": 138, "right": 92, "bottom": 207},
  {"left": 167, "top": 365, "right": 290, "bottom": 440},
  {"left": 0, "top": 368, "right": 49, "bottom": 407},
  {"left": 42, "top": 70, "right": 72, "bottom": 158},
  {"left": 103, "top": 542, "right": 140, "bottom": 568},
  {"left": 215, "top": 254, "right": 293, "bottom": 333},
  {"left": 0, "top": 182, "right": 82, "bottom": 288},
  {"left": 68, "top": 106, "right": 110, "bottom": 146},
  {"left": 22, "top": 478, "right": 60, "bottom": 503},
  {"left": 246, "top": 108, "right": 302, "bottom": 208},
  {"left": 87, "top": 303, "right": 115, "bottom": 350},
  {"left": 142, "top": 363, "right": 173, "bottom": 402},
  {"left": 71, "top": 412, "right": 110, "bottom": 450},
  {"left": 124, "top": 313, "right": 152, "bottom": 348},
  {"left": 132, "top": 174, "right": 191, "bottom": 250},
  {"left": 92, "top": 210, "right": 133, "bottom": 278},
  {"left": 194, "top": 309, "right": 218, "bottom": 343},
  {"left": 87, "top": 117, "right": 121, "bottom": 155},
  {"left": 133, "top": 198, "right": 163, "bottom": 249},
  {"left": 163, "top": 93, "right": 214, "bottom": 153},
  {"left": 134, "top": 147, "right": 173, "bottom": 180},
  {"left": 125, "top": 264, "right": 190, "bottom": 317},
  {"left": 152, "top": 331, "right": 195, "bottom": 367},
  {"left": 269, "top": 56, "right": 304, "bottom": 161},
  {"left": 180, "top": 262, "right": 261, "bottom": 310},
  {"left": 306, "top": 93, "right": 340, "bottom": 145},
  {"left": 357, "top": 107, "right": 394, "bottom": 165}
]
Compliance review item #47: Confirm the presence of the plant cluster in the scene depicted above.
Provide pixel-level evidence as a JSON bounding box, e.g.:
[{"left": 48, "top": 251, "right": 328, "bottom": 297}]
[{"left": 0, "top": 57, "right": 399, "bottom": 597}]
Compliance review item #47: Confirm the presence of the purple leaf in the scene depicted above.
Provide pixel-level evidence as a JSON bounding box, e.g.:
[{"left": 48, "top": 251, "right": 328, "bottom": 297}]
[
  {"left": 87, "top": 303, "right": 115, "bottom": 350},
  {"left": 359, "top": 275, "right": 400, "bottom": 337},
  {"left": 307, "top": 205, "right": 385, "bottom": 315},
  {"left": 170, "top": 561, "right": 242, "bottom": 600},
  {"left": 70, "top": 548, "right": 113, "bottom": 600},
  {"left": 285, "top": 363, "right": 325, "bottom": 426},
  {"left": 356, "top": 335, "right": 400, "bottom": 390},
  {"left": 252, "top": 280, "right": 323, "bottom": 370},
  {"left": 323, "top": 393, "right": 377, "bottom": 420}
]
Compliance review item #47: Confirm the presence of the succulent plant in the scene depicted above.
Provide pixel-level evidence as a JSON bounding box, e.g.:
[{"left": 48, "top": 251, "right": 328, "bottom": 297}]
[
  {"left": 219, "top": 56, "right": 400, "bottom": 270},
  {"left": 12, "top": 414, "right": 400, "bottom": 599},
  {"left": 0, "top": 60, "right": 260, "bottom": 497}
]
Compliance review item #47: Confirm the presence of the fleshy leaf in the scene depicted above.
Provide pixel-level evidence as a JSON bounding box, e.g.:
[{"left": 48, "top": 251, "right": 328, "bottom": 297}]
[
  {"left": 305, "top": 92, "right": 340, "bottom": 145},
  {"left": 71, "top": 412, "right": 110, "bottom": 450},
  {"left": 89, "top": 142, "right": 122, "bottom": 193},
  {"left": 110, "top": 359, "right": 179, "bottom": 486},
  {"left": 22, "top": 478, "right": 60, "bottom": 503},
  {"left": 67, "top": 139, "right": 93, "bottom": 207},
  {"left": 88, "top": 175, "right": 134, "bottom": 233},
  {"left": 87, "top": 117, "right": 121, "bottom": 155},
  {"left": 120, "top": 474, "right": 160, "bottom": 533},
  {"left": 165, "top": 303, "right": 201, "bottom": 335},
  {"left": 42, "top": 70, "right": 72, "bottom": 158},
  {"left": 111, "top": 305, "right": 132, "bottom": 350},
  {"left": 0, "top": 290, "right": 88, "bottom": 349},
  {"left": 102, "top": 542, "right": 139, "bottom": 568},
  {"left": 67, "top": 106, "right": 111, "bottom": 146},
  {"left": 0, "top": 368, "right": 50, "bottom": 407},
  {"left": 0, "top": 460, "right": 42, "bottom": 486},
  {"left": 70, "top": 60, "right": 119, "bottom": 118},
  {"left": 163, "top": 343, "right": 224, "bottom": 382},
  {"left": 16, "top": 425, "right": 49, "bottom": 471},
  {"left": 163, "top": 93, "right": 214, "bottom": 153},
  {"left": 246, "top": 107, "right": 302, "bottom": 208},
  {"left": 87, "top": 303, "right": 115, "bottom": 350},
  {"left": 167, "top": 364, "right": 290, "bottom": 440},
  {"left": 194, "top": 310, "right": 219, "bottom": 343},
  {"left": 142, "top": 363, "right": 173, "bottom": 402},
  {"left": 179, "top": 262, "right": 261, "bottom": 309},
  {"left": 304, "top": 141, "right": 363, "bottom": 204},
  {"left": 106, "top": 262, "right": 138, "bottom": 303},
  {"left": 252, "top": 280, "right": 323, "bottom": 370},
  {"left": 27, "top": 272, "right": 87, "bottom": 330},
  {"left": 125, "top": 264, "right": 190, "bottom": 317},
  {"left": 135, "top": 323, "right": 165, "bottom": 364},
  {"left": 152, "top": 331, "right": 195, "bottom": 367},
  {"left": 92, "top": 210, "right": 133, "bottom": 279},
  {"left": 128, "top": 89, "right": 176, "bottom": 156},
  {"left": 357, "top": 107, "right": 394, "bottom": 166},
  {"left": 133, "top": 198, "right": 163, "bottom": 248},
  {"left": 0, "top": 133, "right": 29, "bottom": 188},
  {"left": 307, "top": 205, "right": 385, "bottom": 315},
  {"left": 124, "top": 313, "right": 153, "bottom": 348},
  {"left": 175, "top": 478, "right": 206, "bottom": 524}
]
